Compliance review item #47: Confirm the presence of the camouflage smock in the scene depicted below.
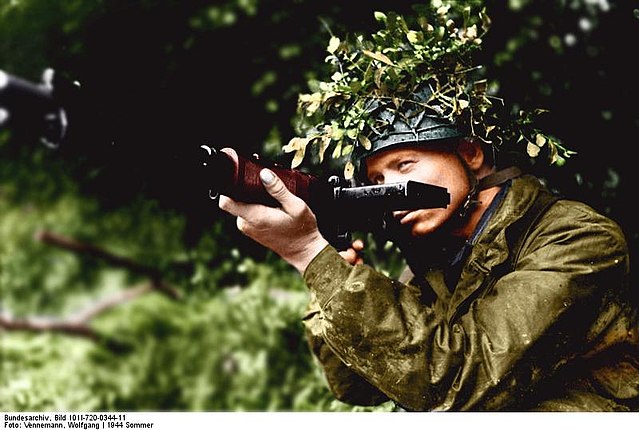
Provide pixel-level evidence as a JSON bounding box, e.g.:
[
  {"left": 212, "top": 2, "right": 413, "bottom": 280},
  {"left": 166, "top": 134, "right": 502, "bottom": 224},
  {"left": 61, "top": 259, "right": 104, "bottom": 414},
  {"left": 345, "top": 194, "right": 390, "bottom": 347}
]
[{"left": 302, "top": 175, "right": 638, "bottom": 411}]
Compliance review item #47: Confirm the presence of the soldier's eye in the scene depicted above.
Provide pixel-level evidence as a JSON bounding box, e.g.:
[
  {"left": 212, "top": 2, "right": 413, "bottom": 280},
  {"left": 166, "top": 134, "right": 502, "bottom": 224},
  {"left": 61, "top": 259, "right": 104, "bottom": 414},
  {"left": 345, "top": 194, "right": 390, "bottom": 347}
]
[{"left": 397, "top": 160, "right": 415, "bottom": 171}]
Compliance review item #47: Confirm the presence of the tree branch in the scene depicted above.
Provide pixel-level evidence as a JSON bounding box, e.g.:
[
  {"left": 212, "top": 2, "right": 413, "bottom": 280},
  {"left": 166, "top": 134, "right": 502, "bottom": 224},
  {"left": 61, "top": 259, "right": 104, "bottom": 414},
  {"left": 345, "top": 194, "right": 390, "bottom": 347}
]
[
  {"left": 0, "top": 313, "right": 99, "bottom": 340},
  {"left": 71, "top": 284, "right": 152, "bottom": 322},
  {"left": 35, "top": 230, "right": 158, "bottom": 275},
  {"left": 34, "top": 230, "right": 181, "bottom": 300},
  {"left": 0, "top": 231, "right": 185, "bottom": 349},
  {"left": 0, "top": 283, "right": 152, "bottom": 343}
]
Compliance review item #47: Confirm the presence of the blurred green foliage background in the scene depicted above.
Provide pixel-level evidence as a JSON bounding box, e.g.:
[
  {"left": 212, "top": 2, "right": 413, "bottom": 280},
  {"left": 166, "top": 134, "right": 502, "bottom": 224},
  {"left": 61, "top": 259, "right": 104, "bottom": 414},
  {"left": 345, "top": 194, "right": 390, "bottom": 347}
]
[{"left": 0, "top": 0, "right": 637, "bottom": 411}]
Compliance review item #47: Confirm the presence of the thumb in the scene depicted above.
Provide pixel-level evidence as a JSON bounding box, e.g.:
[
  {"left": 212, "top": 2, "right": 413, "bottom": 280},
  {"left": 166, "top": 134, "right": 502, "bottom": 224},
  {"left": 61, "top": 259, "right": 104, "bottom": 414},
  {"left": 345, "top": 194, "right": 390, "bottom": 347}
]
[{"left": 260, "top": 168, "right": 299, "bottom": 212}]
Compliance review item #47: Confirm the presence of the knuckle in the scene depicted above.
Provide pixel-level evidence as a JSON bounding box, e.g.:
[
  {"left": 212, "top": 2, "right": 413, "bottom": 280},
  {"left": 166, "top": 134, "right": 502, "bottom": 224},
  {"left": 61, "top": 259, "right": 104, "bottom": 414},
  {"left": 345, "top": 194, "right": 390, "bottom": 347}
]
[
  {"left": 294, "top": 203, "right": 313, "bottom": 218},
  {"left": 339, "top": 249, "right": 352, "bottom": 259},
  {"left": 269, "top": 182, "right": 289, "bottom": 200}
]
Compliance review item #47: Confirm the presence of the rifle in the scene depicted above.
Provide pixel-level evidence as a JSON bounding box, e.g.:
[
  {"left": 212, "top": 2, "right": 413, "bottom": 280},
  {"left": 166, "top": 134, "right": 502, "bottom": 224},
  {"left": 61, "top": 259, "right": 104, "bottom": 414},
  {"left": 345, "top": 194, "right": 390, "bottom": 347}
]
[
  {"left": 198, "top": 146, "right": 449, "bottom": 249},
  {"left": 1, "top": 68, "right": 450, "bottom": 249}
]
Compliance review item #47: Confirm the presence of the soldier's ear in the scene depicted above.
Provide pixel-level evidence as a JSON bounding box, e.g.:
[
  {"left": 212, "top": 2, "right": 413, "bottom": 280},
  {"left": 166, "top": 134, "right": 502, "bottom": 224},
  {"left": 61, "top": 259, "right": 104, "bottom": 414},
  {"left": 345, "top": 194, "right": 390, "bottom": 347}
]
[{"left": 456, "top": 139, "right": 484, "bottom": 171}]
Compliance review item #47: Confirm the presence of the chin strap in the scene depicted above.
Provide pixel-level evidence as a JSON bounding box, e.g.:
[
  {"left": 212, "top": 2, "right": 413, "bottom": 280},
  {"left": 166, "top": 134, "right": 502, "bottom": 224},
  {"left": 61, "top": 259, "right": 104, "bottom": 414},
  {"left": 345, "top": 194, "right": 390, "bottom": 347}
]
[
  {"left": 478, "top": 166, "right": 523, "bottom": 190},
  {"left": 457, "top": 166, "right": 523, "bottom": 219}
]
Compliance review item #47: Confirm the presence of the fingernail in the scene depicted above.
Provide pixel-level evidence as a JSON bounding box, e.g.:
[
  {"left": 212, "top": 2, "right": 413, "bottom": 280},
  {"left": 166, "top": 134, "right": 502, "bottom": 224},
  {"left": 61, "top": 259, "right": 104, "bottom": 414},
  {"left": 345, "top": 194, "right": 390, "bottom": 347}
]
[{"left": 260, "top": 169, "right": 275, "bottom": 185}]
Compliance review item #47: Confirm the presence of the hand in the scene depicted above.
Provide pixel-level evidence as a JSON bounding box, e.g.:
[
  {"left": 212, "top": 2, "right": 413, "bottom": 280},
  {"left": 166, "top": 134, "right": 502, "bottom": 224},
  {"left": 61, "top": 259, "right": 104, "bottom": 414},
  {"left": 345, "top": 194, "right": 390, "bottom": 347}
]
[
  {"left": 339, "top": 239, "right": 365, "bottom": 266},
  {"left": 218, "top": 165, "right": 329, "bottom": 274}
]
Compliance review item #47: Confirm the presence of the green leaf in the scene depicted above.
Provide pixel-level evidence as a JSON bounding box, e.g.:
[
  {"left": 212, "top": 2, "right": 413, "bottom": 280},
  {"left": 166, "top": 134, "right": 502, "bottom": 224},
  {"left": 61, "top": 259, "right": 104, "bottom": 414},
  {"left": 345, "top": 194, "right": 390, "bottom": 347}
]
[
  {"left": 318, "top": 136, "right": 331, "bottom": 163},
  {"left": 407, "top": 30, "right": 422, "bottom": 45},
  {"left": 291, "top": 146, "right": 306, "bottom": 168},
  {"left": 331, "top": 141, "right": 343, "bottom": 159},
  {"left": 358, "top": 135, "right": 372, "bottom": 150},
  {"left": 283, "top": 136, "right": 309, "bottom": 153},
  {"left": 331, "top": 71, "right": 344, "bottom": 82},
  {"left": 535, "top": 134, "right": 546, "bottom": 147},
  {"left": 343, "top": 161, "right": 355, "bottom": 180},
  {"left": 362, "top": 49, "right": 395, "bottom": 66},
  {"left": 374, "top": 11, "right": 387, "bottom": 22},
  {"left": 327, "top": 36, "right": 340, "bottom": 54},
  {"left": 526, "top": 141, "right": 541, "bottom": 157}
]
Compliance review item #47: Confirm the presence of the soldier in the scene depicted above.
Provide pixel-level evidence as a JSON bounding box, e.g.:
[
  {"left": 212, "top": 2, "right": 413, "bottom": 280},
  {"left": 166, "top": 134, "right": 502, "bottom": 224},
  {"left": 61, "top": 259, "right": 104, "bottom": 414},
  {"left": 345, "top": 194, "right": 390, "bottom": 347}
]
[{"left": 218, "top": 3, "right": 638, "bottom": 411}]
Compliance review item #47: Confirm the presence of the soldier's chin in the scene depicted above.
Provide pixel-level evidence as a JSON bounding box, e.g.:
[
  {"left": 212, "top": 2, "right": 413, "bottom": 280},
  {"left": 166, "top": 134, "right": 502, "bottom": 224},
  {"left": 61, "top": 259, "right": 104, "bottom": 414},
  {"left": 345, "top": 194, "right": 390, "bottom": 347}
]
[{"left": 409, "top": 222, "right": 438, "bottom": 238}]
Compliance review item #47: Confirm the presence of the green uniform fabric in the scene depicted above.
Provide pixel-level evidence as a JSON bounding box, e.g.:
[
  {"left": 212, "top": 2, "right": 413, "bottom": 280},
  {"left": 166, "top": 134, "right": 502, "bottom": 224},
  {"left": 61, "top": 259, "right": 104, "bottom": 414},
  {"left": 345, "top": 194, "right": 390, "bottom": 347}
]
[{"left": 302, "top": 175, "right": 638, "bottom": 411}]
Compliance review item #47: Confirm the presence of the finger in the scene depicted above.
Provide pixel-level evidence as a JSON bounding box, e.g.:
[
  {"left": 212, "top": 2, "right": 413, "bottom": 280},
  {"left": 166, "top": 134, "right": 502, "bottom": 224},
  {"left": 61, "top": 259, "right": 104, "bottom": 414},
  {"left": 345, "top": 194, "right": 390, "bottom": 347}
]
[
  {"left": 339, "top": 247, "right": 365, "bottom": 266},
  {"left": 259, "top": 168, "right": 301, "bottom": 214},
  {"left": 339, "top": 248, "right": 358, "bottom": 265},
  {"left": 218, "top": 195, "right": 259, "bottom": 219},
  {"left": 352, "top": 239, "right": 365, "bottom": 251},
  {"left": 219, "top": 147, "right": 238, "bottom": 163},
  {"left": 236, "top": 216, "right": 248, "bottom": 233}
]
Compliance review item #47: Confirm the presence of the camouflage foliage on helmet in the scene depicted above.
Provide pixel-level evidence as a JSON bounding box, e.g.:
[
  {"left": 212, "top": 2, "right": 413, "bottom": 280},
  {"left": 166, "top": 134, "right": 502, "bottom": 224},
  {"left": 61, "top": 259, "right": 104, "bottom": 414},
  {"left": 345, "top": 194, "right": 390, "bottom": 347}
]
[
  {"left": 284, "top": 0, "right": 575, "bottom": 179},
  {"left": 350, "top": 84, "right": 463, "bottom": 165}
]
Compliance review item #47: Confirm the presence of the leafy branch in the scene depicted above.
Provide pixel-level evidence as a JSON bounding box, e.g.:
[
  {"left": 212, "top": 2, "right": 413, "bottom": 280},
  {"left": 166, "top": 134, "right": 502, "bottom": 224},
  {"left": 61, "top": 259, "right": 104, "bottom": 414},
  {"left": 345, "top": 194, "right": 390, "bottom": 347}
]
[{"left": 284, "top": 1, "right": 574, "bottom": 178}]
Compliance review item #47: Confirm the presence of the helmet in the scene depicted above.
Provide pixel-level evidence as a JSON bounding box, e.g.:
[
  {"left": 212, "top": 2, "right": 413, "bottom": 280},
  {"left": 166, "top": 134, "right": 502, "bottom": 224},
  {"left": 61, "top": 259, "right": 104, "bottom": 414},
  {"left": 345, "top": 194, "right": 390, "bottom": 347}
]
[
  {"left": 353, "top": 85, "right": 463, "bottom": 177},
  {"left": 353, "top": 85, "right": 520, "bottom": 221},
  {"left": 286, "top": 4, "right": 571, "bottom": 180}
]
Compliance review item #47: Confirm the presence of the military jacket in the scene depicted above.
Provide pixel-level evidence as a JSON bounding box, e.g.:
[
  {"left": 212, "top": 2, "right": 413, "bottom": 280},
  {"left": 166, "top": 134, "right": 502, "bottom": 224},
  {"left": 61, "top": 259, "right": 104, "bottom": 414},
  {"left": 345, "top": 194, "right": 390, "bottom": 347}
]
[{"left": 303, "top": 175, "right": 638, "bottom": 411}]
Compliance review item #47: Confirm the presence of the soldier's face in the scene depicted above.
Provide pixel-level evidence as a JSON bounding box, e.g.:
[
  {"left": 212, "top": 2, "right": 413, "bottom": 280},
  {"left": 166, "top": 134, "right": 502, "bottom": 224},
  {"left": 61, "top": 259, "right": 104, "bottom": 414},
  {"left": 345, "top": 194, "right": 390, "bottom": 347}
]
[{"left": 365, "top": 145, "right": 472, "bottom": 237}]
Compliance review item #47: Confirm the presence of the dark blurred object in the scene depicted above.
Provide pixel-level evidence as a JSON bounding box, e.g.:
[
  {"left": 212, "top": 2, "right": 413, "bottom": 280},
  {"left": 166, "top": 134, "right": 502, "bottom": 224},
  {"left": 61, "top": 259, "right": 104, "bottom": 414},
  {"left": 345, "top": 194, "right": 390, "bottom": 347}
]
[{"left": 0, "top": 68, "right": 80, "bottom": 148}]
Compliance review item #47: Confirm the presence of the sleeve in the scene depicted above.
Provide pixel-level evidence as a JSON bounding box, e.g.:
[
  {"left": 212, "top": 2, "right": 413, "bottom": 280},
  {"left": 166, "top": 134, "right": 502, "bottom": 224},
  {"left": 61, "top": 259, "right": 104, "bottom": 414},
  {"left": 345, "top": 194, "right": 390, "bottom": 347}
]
[
  {"left": 303, "top": 293, "right": 390, "bottom": 406},
  {"left": 302, "top": 202, "right": 629, "bottom": 411}
]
